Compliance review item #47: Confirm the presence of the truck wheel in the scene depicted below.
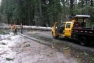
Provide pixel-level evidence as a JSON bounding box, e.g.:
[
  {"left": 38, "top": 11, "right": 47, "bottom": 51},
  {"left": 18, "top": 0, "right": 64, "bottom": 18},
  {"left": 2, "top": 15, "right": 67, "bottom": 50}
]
[
  {"left": 52, "top": 32, "right": 59, "bottom": 39},
  {"left": 80, "top": 37, "right": 87, "bottom": 46}
]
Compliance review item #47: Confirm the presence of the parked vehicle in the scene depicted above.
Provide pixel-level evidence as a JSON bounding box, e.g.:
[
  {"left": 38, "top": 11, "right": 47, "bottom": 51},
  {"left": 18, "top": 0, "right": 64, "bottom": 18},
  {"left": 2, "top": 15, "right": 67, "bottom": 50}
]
[{"left": 52, "top": 15, "right": 94, "bottom": 46}]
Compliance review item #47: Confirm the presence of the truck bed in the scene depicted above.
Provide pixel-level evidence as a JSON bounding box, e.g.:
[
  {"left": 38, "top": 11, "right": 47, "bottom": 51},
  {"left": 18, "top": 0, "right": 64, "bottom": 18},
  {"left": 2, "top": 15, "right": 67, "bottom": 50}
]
[{"left": 72, "top": 27, "right": 94, "bottom": 36}]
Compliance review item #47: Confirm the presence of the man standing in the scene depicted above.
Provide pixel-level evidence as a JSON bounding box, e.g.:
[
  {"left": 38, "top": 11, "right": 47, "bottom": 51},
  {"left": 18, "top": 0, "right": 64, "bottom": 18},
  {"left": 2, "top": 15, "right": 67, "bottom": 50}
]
[
  {"left": 20, "top": 23, "right": 23, "bottom": 34},
  {"left": 13, "top": 23, "right": 17, "bottom": 35},
  {"left": 9, "top": 23, "right": 13, "bottom": 32}
]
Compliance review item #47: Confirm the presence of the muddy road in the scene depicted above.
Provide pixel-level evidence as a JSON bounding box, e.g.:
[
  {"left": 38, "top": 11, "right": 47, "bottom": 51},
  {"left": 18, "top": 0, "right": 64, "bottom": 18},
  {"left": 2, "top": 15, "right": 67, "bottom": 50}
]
[
  {"left": 24, "top": 31, "right": 94, "bottom": 52},
  {"left": 24, "top": 30, "right": 94, "bottom": 63}
]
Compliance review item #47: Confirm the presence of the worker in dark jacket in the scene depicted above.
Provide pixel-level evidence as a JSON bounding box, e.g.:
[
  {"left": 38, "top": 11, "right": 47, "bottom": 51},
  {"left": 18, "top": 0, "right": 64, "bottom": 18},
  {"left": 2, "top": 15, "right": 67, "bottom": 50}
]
[
  {"left": 81, "top": 20, "right": 86, "bottom": 27},
  {"left": 13, "top": 23, "right": 17, "bottom": 35}
]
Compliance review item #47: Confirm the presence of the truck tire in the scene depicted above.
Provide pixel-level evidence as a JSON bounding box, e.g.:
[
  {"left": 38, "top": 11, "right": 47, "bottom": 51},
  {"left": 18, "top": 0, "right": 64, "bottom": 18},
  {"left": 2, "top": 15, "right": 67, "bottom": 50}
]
[
  {"left": 52, "top": 32, "right": 59, "bottom": 39},
  {"left": 79, "top": 37, "right": 87, "bottom": 46}
]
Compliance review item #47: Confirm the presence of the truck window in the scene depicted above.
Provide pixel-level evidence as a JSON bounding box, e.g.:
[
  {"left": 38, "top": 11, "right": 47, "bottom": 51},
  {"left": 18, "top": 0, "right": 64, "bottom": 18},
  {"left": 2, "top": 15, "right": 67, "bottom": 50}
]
[
  {"left": 59, "top": 23, "right": 65, "bottom": 27},
  {"left": 66, "top": 23, "right": 71, "bottom": 28}
]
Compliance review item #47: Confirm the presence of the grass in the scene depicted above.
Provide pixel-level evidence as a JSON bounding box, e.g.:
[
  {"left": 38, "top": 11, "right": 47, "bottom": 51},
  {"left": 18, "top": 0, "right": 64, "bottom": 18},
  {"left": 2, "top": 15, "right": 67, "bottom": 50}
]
[
  {"left": 0, "top": 30, "right": 9, "bottom": 34},
  {"left": 6, "top": 58, "right": 14, "bottom": 61},
  {"left": 7, "top": 38, "right": 11, "bottom": 40},
  {"left": 83, "top": 52, "right": 89, "bottom": 56},
  {"left": 24, "top": 44, "right": 30, "bottom": 47},
  {"left": 90, "top": 57, "right": 94, "bottom": 60},
  {"left": 0, "top": 30, "right": 4, "bottom": 34},
  {"left": 1, "top": 42, "right": 6, "bottom": 45},
  {"left": 50, "top": 52, "right": 53, "bottom": 54},
  {"left": 63, "top": 47, "right": 70, "bottom": 50}
]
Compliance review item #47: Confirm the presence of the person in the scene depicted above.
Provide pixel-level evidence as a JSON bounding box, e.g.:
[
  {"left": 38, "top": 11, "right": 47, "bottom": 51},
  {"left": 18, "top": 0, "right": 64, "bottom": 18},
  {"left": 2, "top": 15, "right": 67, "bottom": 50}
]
[
  {"left": 20, "top": 23, "right": 23, "bottom": 34},
  {"left": 73, "top": 19, "right": 80, "bottom": 28},
  {"left": 9, "top": 23, "right": 13, "bottom": 32},
  {"left": 81, "top": 20, "right": 86, "bottom": 27},
  {"left": 13, "top": 23, "right": 17, "bottom": 35},
  {"left": 54, "top": 22, "right": 58, "bottom": 27}
]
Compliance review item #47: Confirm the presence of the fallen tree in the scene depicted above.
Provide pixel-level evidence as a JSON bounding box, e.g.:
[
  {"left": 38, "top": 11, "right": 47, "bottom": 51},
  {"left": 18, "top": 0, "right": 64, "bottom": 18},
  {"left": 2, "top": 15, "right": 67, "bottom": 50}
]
[{"left": 0, "top": 25, "right": 51, "bottom": 31}]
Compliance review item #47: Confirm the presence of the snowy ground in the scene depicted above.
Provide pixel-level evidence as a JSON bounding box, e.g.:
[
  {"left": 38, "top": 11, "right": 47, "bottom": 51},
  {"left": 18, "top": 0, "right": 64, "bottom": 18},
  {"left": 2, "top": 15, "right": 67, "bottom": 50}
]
[
  {"left": 0, "top": 33, "right": 25, "bottom": 63},
  {"left": 0, "top": 33, "right": 78, "bottom": 63}
]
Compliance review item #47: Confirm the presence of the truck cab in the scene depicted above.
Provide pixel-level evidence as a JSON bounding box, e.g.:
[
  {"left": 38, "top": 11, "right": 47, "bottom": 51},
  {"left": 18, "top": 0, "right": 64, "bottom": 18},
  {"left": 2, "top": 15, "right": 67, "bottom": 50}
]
[{"left": 52, "top": 21, "right": 74, "bottom": 38}]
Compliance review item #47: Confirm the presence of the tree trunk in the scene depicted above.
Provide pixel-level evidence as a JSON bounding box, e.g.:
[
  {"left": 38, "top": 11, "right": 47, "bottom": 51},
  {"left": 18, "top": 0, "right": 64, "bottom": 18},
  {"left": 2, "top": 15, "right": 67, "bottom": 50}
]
[
  {"left": 86, "top": 0, "right": 87, "bottom": 5},
  {"left": 62, "top": 0, "right": 66, "bottom": 21},
  {"left": 70, "top": 0, "right": 74, "bottom": 15},
  {"left": 39, "top": 0, "right": 44, "bottom": 26},
  {"left": 91, "top": 0, "right": 93, "bottom": 6},
  {"left": 81, "top": 0, "right": 84, "bottom": 7}
]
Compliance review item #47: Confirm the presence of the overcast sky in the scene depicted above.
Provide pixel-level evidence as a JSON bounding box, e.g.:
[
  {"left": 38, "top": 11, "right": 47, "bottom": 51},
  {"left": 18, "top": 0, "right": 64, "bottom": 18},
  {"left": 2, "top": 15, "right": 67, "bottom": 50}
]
[
  {"left": 0, "top": 0, "right": 1, "bottom": 5},
  {"left": 0, "top": 0, "right": 1, "bottom": 3}
]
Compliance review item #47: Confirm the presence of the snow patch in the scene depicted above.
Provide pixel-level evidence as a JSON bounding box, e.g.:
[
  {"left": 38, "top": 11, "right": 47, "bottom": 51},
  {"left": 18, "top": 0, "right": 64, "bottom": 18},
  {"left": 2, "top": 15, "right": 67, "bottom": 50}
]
[{"left": 0, "top": 34, "right": 27, "bottom": 63}]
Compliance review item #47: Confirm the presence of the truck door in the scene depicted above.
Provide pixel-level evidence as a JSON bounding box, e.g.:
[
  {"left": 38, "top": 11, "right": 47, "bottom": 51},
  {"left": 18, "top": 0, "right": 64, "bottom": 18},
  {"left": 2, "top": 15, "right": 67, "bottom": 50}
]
[{"left": 64, "top": 22, "right": 73, "bottom": 37}]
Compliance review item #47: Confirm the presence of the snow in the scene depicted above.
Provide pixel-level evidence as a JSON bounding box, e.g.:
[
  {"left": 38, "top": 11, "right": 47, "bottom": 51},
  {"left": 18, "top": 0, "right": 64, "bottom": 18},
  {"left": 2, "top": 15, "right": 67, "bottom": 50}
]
[{"left": 0, "top": 33, "right": 26, "bottom": 63}]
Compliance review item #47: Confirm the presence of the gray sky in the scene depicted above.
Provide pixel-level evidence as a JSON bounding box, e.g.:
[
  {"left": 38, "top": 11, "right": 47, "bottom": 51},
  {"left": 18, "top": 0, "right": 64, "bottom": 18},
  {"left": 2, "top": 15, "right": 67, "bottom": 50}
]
[
  {"left": 0, "top": 0, "right": 1, "bottom": 5},
  {"left": 0, "top": 0, "right": 1, "bottom": 2}
]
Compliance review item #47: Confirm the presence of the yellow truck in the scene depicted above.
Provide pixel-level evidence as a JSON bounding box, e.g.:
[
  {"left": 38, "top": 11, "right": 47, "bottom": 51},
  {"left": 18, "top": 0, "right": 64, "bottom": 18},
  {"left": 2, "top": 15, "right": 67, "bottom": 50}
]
[{"left": 52, "top": 15, "right": 94, "bottom": 46}]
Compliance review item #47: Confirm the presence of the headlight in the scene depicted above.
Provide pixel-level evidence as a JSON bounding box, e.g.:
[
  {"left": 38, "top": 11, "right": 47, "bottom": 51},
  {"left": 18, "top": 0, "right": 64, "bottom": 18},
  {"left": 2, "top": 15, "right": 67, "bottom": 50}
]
[{"left": 55, "top": 27, "right": 57, "bottom": 28}]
